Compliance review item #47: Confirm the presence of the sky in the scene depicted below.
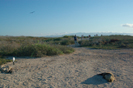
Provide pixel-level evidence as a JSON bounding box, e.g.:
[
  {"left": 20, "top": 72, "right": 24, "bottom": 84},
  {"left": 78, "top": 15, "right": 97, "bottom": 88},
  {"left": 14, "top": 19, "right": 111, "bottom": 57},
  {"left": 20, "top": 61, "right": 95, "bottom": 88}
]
[{"left": 0, "top": 0, "right": 133, "bottom": 36}]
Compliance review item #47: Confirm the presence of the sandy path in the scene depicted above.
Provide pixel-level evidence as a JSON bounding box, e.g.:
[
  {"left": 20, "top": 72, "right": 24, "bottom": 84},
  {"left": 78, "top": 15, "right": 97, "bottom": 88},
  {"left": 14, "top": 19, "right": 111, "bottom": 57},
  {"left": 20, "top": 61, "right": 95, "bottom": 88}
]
[{"left": 0, "top": 47, "right": 133, "bottom": 88}]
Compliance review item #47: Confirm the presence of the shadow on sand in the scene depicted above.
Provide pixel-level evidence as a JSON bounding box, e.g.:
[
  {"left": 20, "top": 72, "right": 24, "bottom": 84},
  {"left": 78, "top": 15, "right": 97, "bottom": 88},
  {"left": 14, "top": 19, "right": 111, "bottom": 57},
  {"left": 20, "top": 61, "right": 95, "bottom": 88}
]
[{"left": 81, "top": 75, "right": 108, "bottom": 85}]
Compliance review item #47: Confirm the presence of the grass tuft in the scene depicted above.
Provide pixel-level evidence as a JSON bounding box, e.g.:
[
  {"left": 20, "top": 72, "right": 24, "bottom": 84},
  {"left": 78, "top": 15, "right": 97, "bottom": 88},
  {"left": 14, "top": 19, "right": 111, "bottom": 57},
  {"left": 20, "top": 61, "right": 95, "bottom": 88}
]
[
  {"left": 0, "top": 58, "right": 12, "bottom": 65},
  {"left": 80, "top": 35, "right": 133, "bottom": 49}
]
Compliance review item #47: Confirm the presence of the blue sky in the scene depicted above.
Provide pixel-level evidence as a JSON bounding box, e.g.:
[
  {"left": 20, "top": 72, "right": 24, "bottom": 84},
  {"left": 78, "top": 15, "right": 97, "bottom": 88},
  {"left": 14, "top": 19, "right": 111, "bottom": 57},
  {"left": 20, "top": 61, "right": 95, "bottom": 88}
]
[{"left": 0, "top": 0, "right": 133, "bottom": 36}]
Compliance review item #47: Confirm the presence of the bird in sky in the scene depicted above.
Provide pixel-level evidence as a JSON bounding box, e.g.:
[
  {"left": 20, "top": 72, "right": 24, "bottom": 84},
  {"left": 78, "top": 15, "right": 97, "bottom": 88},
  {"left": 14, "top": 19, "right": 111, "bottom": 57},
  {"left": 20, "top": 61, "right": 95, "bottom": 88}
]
[{"left": 30, "top": 11, "right": 35, "bottom": 14}]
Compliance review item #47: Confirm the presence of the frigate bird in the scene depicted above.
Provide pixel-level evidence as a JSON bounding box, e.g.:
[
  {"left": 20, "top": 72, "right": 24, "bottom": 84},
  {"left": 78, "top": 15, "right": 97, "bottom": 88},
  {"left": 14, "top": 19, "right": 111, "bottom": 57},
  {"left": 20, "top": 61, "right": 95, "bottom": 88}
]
[{"left": 30, "top": 11, "right": 35, "bottom": 14}]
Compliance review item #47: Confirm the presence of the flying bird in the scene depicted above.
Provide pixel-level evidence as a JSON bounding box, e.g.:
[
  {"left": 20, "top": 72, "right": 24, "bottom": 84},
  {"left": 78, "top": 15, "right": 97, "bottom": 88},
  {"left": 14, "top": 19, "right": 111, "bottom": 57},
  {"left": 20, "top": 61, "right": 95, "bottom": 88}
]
[{"left": 30, "top": 11, "right": 35, "bottom": 14}]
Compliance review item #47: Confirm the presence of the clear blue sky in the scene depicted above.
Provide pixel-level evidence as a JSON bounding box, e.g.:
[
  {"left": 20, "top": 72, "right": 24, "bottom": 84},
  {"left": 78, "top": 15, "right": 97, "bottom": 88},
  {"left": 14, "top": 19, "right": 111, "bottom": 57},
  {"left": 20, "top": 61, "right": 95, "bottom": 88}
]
[{"left": 0, "top": 0, "right": 133, "bottom": 36}]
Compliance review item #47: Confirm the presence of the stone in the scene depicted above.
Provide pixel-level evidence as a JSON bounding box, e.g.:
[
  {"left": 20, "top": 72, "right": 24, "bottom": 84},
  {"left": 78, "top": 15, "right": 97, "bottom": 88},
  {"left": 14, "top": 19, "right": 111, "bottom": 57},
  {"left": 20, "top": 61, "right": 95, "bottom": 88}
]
[
  {"left": 97, "top": 72, "right": 116, "bottom": 82},
  {"left": 0, "top": 65, "right": 13, "bottom": 73}
]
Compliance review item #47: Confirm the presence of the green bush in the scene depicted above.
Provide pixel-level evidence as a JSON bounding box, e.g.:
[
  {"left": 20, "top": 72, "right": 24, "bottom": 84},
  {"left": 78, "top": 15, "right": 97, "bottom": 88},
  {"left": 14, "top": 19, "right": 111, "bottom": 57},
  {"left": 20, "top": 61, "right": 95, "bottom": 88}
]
[
  {"left": 13, "top": 44, "right": 37, "bottom": 57},
  {"left": 63, "top": 35, "right": 73, "bottom": 38},
  {"left": 0, "top": 36, "right": 75, "bottom": 59},
  {"left": 53, "top": 45, "right": 75, "bottom": 54},
  {"left": 80, "top": 35, "right": 133, "bottom": 49},
  {"left": 60, "top": 39, "right": 74, "bottom": 45},
  {"left": 53, "top": 38, "right": 62, "bottom": 41},
  {"left": 0, "top": 58, "right": 12, "bottom": 65},
  {"left": 0, "top": 43, "right": 74, "bottom": 57},
  {"left": 46, "top": 47, "right": 63, "bottom": 55},
  {"left": 12, "top": 44, "right": 65, "bottom": 57}
]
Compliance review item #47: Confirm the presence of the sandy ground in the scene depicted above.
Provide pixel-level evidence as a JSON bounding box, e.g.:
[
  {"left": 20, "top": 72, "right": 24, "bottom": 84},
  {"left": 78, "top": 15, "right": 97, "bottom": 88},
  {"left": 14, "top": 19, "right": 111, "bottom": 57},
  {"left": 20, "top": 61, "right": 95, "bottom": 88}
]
[{"left": 0, "top": 47, "right": 133, "bottom": 88}]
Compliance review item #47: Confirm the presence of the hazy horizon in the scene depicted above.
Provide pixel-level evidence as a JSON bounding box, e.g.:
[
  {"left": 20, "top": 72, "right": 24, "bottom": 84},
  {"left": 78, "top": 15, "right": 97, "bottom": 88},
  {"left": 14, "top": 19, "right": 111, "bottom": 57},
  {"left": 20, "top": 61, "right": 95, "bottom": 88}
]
[{"left": 1, "top": 32, "right": 133, "bottom": 37}]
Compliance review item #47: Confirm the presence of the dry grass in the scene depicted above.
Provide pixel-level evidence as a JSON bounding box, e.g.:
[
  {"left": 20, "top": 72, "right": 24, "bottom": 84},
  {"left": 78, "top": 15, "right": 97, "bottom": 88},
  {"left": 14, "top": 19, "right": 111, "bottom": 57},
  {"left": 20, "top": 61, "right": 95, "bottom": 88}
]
[
  {"left": 80, "top": 35, "right": 133, "bottom": 49},
  {"left": 0, "top": 36, "right": 75, "bottom": 65}
]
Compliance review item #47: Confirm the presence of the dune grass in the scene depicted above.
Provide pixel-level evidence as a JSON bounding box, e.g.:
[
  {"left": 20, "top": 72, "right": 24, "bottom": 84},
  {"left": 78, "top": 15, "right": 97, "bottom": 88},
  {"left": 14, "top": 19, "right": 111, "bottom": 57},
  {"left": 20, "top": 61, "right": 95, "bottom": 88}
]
[
  {"left": 0, "top": 43, "right": 74, "bottom": 57},
  {"left": 1, "top": 35, "right": 132, "bottom": 65},
  {"left": 0, "top": 58, "right": 12, "bottom": 65},
  {"left": 0, "top": 36, "right": 75, "bottom": 65},
  {"left": 80, "top": 35, "right": 133, "bottom": 49},
  {"left": 11, "top": 43, "right": 74, "bottom": 57}
]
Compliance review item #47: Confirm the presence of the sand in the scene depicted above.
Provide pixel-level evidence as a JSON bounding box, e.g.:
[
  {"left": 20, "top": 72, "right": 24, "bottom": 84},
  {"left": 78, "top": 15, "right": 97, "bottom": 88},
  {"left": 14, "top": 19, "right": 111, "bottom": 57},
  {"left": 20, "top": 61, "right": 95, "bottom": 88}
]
[{"left": 0, "top": 47, "right": 133, "bottom": 88}]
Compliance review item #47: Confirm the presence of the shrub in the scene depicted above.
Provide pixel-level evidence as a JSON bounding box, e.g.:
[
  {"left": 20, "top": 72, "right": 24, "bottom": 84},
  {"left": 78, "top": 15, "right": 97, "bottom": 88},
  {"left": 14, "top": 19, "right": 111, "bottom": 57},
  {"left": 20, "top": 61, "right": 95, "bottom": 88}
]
[
  {"left": 60, "top": 39, "right": 74, "bottom": 45},
  {"left": 0, "top": 43, "right": 74, "bottom": 57},
  {"left": 0, "top": 36, "right": 75, "bottom": 58},
  {"left": 63, "top": 35, "right": 74, "bottom": 38},
  {"left": 0, "top": 58, "right": 12, "bottom": 65},
  {"left": 46, "top": 47, "right": 63, "bottom": 56},
  {"left": 52, "top": 45, "right": 75, "bottom": 54},
  {"left": 53, "top": 38, "right": 62, "bottom": 41},
  {"left": 80, "top": 35, "right": 133, "bottom": 49},
  {"left": 12, "top": 44, "right": 37, "bottom": 57},
  {"left": 12, "top": 43, "right": 64, "bottom": 57}
]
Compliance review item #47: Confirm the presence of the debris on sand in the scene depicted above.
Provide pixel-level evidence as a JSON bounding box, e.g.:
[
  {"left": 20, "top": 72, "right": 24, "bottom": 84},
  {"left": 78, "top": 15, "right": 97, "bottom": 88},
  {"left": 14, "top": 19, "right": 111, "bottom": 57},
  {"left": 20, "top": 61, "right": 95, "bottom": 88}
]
[
  {"left": 0, "top": 65, "right": 13, "bottom": 73},
  {"left": 97, "top": 72, "right": 116, "bottom": 82}
]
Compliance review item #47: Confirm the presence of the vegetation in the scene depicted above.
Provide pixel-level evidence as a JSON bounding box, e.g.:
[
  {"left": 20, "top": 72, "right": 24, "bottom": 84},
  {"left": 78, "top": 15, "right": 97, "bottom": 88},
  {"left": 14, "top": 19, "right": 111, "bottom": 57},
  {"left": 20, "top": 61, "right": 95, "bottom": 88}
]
[
  {"left": 80, "top": 35, "right": 133, "bottom": 49},
  {"left": 0, "top": 58, "right": 12, "bottom": 65},
  {"left": 0, "top": 35, "right": 132, "bottom": 65},
  {"left": 0, "top": 36, "right": 75, "bottom": 57},
  {"left": 0, "top": 36, "right": 75, "bottom": 65}
]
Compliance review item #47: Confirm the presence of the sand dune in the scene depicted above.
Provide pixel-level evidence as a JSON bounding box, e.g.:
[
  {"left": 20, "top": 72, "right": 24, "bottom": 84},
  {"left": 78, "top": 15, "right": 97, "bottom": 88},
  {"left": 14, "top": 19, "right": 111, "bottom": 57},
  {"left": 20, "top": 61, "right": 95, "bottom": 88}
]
[{"left": 0, "top": 47, "right": 133, "bottom": 88}]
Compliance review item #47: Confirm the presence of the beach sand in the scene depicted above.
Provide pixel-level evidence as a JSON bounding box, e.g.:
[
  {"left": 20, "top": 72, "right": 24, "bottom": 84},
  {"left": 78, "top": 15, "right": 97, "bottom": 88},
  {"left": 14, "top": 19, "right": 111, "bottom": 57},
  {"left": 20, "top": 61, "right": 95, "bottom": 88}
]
[{"left": 0, "top": 47, "right": 133, "bottom": 88}]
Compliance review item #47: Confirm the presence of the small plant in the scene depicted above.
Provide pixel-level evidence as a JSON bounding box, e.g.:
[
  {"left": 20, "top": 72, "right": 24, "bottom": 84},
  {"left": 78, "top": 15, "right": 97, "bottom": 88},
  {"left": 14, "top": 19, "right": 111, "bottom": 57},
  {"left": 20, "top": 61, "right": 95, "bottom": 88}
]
[
  {"left": 80, "top": 35, "right": 133, "bottom": 49},
  {"left": 53, "top": 45, "right": 75, "bottom": 54},
  {"left": 0, "top": 58, "right": 12, "bottom": 65},
  {"left": 60, "top": 39, "right": 74, "bottom": 45}
]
